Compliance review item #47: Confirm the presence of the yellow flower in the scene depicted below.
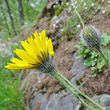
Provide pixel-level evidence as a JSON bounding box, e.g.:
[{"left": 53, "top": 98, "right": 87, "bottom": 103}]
[
  {"left": 8, "top": 37, "right": 11, "bottom": 41},
  {"left": 5, "top": 30, "right": 54, "bottom": 70}
]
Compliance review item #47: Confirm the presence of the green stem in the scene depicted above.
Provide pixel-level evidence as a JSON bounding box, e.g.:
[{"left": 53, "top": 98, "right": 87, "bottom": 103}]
[
  {"left": 52, "top": 71, "right": 93, "bottom": 110},
  {"left": 55, "top": 71, "right": 105, "bottom": 110},
  {"left": 72, "top": 1, "right": 85, "bottom": 27},
  {"left": 98, "top": 47, "right": 109, "bottom": 67},
  {"left": 74, "top": 8, "right": 85, "bottom": 27}
]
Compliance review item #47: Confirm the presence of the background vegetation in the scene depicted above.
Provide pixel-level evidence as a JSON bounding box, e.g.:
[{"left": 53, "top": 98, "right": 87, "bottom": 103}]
[{"left": 0, "top": 0, "right": 47, "bottom": 40}]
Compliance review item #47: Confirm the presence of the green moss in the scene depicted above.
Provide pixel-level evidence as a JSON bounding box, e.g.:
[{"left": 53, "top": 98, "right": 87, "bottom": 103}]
[
  {"left": 106, "top": 10, "right": 110, "bottom": 17},
  {"left": 55, "top": 1, "right": 67, "bottom": 16}
]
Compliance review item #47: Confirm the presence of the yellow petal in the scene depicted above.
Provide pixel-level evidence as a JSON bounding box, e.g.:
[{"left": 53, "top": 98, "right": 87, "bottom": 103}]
[
  {"left": 40, "top": 30, "right": 47, "bottom": 51},
  {"left": 5, "top": 63, "right": 35, "bottom": 69},
  {"left": 14, "top": 49, "right": 38, "bottom": 64},
  {"left": 34, "top": 32, "right": 47, "bottom": 55},
  {"left": 28, "top": 36, "right": 43, "bottom": 57},
  {"left": 21, "top": 41, "right": 36, "bottom": 57},
  {"left": 10, "top": 58, "right": 28, "bottom": 65},
  {"left": 47, "top": 38, "right": 54, "bottom": 56}
]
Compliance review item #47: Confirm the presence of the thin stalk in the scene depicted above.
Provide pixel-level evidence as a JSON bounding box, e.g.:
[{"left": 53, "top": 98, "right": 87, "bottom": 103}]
[
  {"left": 72, "top": 1, "right": 85, "bottom": 27},
  {"left": 55, "top": 71, "right": 105, "bottom": 110},
  {"left": 52, "top": 71, "right": 93, "bottom": 110},
  {"left": 98, "top": 47, "right": 109, "bottom": 66},
  {"left": 74, "top": 8, "right": 85, "bottom": 27}
]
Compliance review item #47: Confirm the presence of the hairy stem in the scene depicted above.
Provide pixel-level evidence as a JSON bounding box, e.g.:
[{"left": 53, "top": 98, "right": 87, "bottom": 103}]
[
  {"left": 98, "top": 47, "right": 109, "bottom": 66},
  {"left": 72, "top": 1, "right": 85, "bottom": 27},
  {"left": 55, "top": 71, "right": 105, "bottom": 110},
  {"left": 52, "top": 70, "right": 93, "bottom": 110}
]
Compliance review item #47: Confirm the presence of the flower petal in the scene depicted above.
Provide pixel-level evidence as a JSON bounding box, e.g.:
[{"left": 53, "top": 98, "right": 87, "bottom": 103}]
[
  {"left": 47, "top": 38, "right": 54, "bottom": 56},
  {"left": 5, "top": 63, "right": 35, "bottom": 69},
  {"left": 14, "top": 49, "right": 39, "bottom": 64},
  {"left": 21, "top": 40, "right": 36, "bottom": 57}
]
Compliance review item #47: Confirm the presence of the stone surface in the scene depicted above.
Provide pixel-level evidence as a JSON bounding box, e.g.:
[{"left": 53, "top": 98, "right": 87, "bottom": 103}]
[
  {"left": 70, "top": 51, "right": 88, "bottom": 86},
  {"left": 31, "top": 89, "right": 81, "bottom": 110},
  {"left": 92, "top": 94, "right": 110, "bottom": 110},
  {"left": 41, "top": 0, "right": 63, "bottom": 17}
]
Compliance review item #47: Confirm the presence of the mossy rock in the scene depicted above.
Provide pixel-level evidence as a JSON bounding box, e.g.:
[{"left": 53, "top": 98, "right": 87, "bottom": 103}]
[{"left": 55, "top": 1, "right": 67, "bottom": 16}]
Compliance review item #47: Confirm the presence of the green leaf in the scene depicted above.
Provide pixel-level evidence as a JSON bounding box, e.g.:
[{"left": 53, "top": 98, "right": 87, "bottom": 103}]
[
  {"left": 98, "top": 68, "right": 102, "bottom": 72},
  {"left": 74, "top": 45, "right": 79, "bottom": 48},
  {"left": 101, "top": 32, "right": 110, "bottom": 46},
  {"left": 84, "top": 57, "right": 95, "bottom": 66},
  {"left": 104, "top": 49, "right": 110, "bottom": 63},
  {"left": 84, "top": 48, "right": 90, "bottom": 53},
  {"left": 90, "top": 51, "right": 97, "bottom": 58},
  {"left": 97, "top": 55, "right": 105, "bottom": 69},
  {"left": 91, "top": 67, "right": 96, "bottom": 71},
  {"left": 76, "top": 55, "right": 82, "bottom": 59},
  {"left": 90, "top": 73, "right": 97, "bottom": 77}
]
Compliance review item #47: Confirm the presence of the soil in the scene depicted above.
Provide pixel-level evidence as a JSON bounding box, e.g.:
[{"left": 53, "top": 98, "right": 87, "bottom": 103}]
[
  {"left": 81, "top": 69, "right": 110, "bottom": 96},
  {"left": 33, "top": 102, "right": 41, "bottom": 110}
]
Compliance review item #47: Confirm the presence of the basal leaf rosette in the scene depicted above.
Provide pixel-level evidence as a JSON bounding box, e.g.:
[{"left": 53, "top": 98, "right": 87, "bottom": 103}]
[{"left": 5, "top": 30, "right": 54, "bottom": 73}]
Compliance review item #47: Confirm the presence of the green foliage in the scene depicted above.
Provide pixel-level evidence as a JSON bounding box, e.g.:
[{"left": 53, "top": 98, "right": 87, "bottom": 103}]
[
  {"left": 55, "top": 1, "right": 67, "bottom": 16},
  {"left": 101, "top": 32, "right": 110, "bottom": 46},
  {"left": 0, "top": 0, "right": 47, "bottom": 40},
  {"left": 63, "top": 16, "right": 79, "bottom": 41},
  {"left": 0, "top": 54, "right": 27, "bottom": 110},
  {"left": 86, "top": 108, "right": 100, "bottom": 110},
  {"left": 0, "top": 75, "right": 26, "bottom": 110},
  {"left": 75, "top": 32, "right": 110, "bottom": 77}
]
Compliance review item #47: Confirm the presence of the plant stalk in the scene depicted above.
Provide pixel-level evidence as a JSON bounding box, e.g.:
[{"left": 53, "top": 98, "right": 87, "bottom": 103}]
[
  {"left": 72, "top": 1, "right": 85, "bottom": 27},
  {"left": 98, "top": 47, "right": 109, "bottom": 67},
  {"left": 52, "top": 70, "right": 93, "bottom": 110},
  {"left": 55, "top": 71, "right": 105, "bottom": 110}
]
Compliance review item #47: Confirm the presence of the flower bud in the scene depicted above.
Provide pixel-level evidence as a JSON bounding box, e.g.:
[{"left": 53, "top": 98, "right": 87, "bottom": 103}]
[{"left": 80, "top": 26, "right": 101, "bottom": 50}]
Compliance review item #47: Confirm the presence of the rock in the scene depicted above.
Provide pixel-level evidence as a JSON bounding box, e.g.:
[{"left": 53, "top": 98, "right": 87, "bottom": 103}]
[
  {"left": 22, "top": 70, "right": 38, "bottom": 90},
  {"left": 33, "top": 102, "right": 40, "bottom": 110},
  {"left": 31, "top": 89, "right": 81, "bottom": 110},
  {"left": 101, "top": 94, "right": 110, "bottom": 107},
  {"left": 30, "top": 91, "right": 48, "bottom": 110},
  {"left": 92, "top": 94, "right": 110, "bottom": 110},
  {"left": 41, "top": 0, "right": 63, "bottom": 18},
  {"left": 46, "top": 91, "right": 81, "bottom": 110},
  {"left": 70, "top": 51, "right": 88, "bottom": 86}
]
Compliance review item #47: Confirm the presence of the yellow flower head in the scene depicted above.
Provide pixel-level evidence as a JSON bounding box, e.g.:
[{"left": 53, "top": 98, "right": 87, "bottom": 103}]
[
  {"left": 8, "top": 37, "right": 11, "bottom": 41},
  {"left": 5, "top": 30, "right": 54, "bottom": 72}
]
